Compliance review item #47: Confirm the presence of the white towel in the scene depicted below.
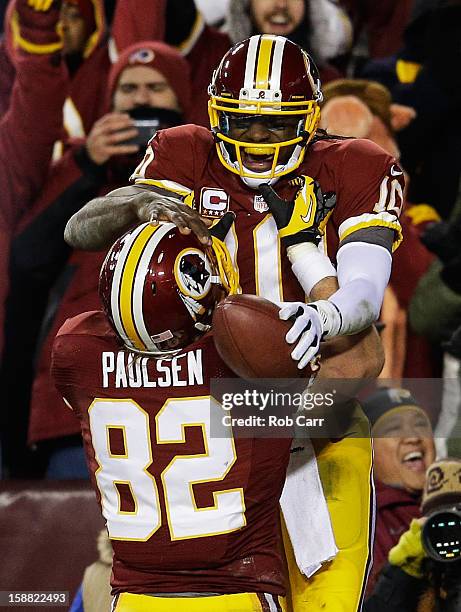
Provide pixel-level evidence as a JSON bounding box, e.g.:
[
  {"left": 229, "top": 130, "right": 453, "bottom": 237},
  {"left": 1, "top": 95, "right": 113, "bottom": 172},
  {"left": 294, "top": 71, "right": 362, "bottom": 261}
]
[{"left": 280, "top": 438, "right": 338, "bottom": 578}]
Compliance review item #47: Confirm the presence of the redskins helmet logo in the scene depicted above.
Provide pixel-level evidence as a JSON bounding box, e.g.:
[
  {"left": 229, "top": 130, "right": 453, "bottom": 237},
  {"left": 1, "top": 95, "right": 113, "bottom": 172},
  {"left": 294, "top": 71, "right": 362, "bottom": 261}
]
[{"left": 174, "top": 249, "right": 212, "bottom": 299}]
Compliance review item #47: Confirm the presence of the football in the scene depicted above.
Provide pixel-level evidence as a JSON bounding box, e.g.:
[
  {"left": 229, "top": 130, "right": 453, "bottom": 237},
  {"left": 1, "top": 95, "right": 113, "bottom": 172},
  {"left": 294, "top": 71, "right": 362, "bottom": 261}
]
[{"left": 212, "top": 294, "right": 318, "bottom": 380}]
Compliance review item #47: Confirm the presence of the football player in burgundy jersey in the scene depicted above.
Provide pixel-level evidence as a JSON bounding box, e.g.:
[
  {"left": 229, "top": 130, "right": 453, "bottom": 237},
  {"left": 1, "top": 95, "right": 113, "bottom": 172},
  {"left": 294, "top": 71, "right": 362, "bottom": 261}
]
[
  {"left": 52, "top": 220, "right": 292, "bottom": 611},
  {"left": 65, "top": 35, "right": 403, "bottom": 372},
  {"left": 64, "top": 35, "right": 397, "bottom": 609}
]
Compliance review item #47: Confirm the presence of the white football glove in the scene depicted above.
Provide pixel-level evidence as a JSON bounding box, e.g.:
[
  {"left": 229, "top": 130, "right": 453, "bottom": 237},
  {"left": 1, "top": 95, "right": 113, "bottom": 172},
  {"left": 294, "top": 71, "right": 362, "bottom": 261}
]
[{"left": 279, "top": 300, "right": 342, "bottom": 369}]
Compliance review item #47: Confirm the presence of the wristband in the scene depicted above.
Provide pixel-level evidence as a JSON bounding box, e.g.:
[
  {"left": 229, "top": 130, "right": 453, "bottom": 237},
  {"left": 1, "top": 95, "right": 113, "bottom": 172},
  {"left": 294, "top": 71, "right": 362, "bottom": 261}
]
[{"left": 309, "top": 299, "right": 342, "bottom": 338}]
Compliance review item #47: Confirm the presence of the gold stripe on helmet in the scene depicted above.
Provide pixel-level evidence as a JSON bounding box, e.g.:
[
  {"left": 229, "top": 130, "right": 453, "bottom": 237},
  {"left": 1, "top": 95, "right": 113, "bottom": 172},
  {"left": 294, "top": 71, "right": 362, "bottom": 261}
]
[
  {"left": 255, "top": 36, "right": 274, "bottom": 89},
  {"left": 119, "top": 224, "right": 159, "bottom": 351}
]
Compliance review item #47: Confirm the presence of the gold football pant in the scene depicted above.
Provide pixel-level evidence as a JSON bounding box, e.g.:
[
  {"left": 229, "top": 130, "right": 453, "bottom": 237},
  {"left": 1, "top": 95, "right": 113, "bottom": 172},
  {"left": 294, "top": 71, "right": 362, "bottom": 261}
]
[
  {"left": 285, "top": 404, "right": 374, "bottom": 611},
  {"left": 113, "top": 592, "right": 287, "bottom": 611}
]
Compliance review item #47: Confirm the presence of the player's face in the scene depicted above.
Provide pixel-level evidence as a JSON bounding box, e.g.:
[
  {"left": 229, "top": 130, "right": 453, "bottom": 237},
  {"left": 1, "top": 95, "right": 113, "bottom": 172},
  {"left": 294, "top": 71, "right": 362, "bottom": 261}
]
[
  {"left": 372, "top": 407, "right": 436, "bottom": 494},
  {"left": 113, "top": 66, "right": 180, "bottom": 113},
  {"left": 227, "top": 114, "right": 300, "bottom": 173},
  {"left": 250, "top": 0, "right": 305, "bottom": 36},
  {"left": 59, "top": 2, "right": 87, "bottom": 55}
]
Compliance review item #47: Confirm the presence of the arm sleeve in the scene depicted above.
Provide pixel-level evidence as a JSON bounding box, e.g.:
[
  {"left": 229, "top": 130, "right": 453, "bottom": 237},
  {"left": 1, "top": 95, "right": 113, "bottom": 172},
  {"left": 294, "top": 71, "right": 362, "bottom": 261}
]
[
  {"left": 0, "top": 36, "right": 67, "bottom": 227},
  {"left": 329, "top": 241, "right": 393, "bottom": 333},
  {"left": 332, "top": 139, "right": 404, "bottom": 253}
]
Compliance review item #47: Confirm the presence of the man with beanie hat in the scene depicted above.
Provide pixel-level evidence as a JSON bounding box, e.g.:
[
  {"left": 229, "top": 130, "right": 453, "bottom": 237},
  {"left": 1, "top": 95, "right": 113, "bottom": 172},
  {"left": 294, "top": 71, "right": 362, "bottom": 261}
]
[
  {"left": 0, "top": 41, "right": 191, "bottom": 478},
  {"left": 365, "top": 458, "right": 461, "bottom": 611},
  {"left": 362, "top": 387, "right": 436, "bottom": 593},
  {"left": 108, "top": 43, "right": 191, "bottom": 118},
  {"left": 84, "top": 42, "right": 190, "bottom": 168}
]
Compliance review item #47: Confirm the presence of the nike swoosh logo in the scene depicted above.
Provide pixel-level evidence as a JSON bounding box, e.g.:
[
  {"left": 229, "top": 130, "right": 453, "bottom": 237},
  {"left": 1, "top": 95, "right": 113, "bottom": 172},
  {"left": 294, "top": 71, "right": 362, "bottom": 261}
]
[
  {"left": 301, "top": 199, "right": 314, "bottom": 223},
  {"left": 390, "top": 165, "right": 403, "bottom": 176}
]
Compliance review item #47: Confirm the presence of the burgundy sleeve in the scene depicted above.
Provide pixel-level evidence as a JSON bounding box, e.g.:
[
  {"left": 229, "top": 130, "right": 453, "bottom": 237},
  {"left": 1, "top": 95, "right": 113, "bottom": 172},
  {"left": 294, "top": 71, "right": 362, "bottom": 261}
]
[
  {"left": 332, "top": 139, "right": 405, "bottom": 251},
  {"left": 0, "top": 52, "right": 68, "bottom": 228},
  {"left": 131, "top": 126, "right": 196, "bottom": 198}
]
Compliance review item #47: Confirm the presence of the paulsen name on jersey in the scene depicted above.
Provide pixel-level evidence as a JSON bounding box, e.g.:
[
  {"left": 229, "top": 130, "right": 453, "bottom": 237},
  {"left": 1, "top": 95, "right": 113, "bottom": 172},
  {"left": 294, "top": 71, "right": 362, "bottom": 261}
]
[{"left": 101, "top": 349, "right": 204, "bottom": 389}]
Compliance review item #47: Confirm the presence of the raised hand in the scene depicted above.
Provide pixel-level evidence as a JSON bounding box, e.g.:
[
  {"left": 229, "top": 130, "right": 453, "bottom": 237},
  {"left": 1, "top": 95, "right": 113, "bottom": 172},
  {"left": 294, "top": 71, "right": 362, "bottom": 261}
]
[{"left": 13, "top": 0, "right": 63, "bottom": 54}]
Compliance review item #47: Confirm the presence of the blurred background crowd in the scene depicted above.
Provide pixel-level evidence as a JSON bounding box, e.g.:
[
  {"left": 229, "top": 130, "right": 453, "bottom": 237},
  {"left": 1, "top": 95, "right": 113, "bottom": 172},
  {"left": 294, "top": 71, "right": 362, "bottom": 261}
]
[{"left": 0, "top": 0, "right": 461, "bottom": 608}]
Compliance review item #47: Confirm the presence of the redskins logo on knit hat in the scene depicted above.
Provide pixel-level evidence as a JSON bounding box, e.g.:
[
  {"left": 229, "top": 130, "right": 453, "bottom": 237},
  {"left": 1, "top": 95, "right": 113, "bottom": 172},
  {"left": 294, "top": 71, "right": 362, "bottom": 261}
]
[
  {"left": 128, "top": 48, "right": 155, "bottom": 65},
  {"left": 422, "top": 458, "right": 461, "bottom": 515}
]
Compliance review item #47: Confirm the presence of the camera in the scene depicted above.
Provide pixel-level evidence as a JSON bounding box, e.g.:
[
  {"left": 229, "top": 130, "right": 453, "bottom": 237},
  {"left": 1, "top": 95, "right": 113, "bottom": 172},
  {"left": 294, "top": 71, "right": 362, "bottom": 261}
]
[
  {"left": 421, "top": 459, "right": 461, "bottom": 563},
  {"left": 122, "top": 106, "right": 183, "bottom": 147},
  {"left": 422, "top": 507, "right": 461, "bottom": 562}
]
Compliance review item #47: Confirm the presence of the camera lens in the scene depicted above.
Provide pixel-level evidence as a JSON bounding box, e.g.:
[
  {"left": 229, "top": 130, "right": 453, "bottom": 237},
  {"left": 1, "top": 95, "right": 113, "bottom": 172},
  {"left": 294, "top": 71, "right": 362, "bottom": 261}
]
[{"left": 422, "top": 508, "right": 461, "bottom": 563}]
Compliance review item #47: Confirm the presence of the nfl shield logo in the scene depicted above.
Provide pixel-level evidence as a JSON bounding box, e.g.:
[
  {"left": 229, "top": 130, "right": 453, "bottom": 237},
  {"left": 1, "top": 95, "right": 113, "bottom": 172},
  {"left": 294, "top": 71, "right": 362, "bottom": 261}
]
[{"left": 253, "top": 195, "right": 269, "bottom": 213}]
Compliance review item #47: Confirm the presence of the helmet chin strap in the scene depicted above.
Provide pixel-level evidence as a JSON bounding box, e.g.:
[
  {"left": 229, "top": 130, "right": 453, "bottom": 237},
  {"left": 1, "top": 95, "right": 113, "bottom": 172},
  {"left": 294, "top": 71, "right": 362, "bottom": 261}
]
[{"left": 240, "top": 172, "right": 280, "bottom": 189}]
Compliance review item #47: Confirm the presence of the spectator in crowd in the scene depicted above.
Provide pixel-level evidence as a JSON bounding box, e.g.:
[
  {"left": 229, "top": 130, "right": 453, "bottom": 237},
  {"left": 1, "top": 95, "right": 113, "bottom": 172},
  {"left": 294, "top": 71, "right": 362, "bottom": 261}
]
[
  {"left": 225, "top": 0, "right": 352, "bottom": 76},
  {"left": 410, "top": 200, "right": 461, "bottom": 349},
  {"left": 0, "top": 40, "right": 190, "bottom": 478},
  {"left": 365, "top": 458, "right": 461, "bottom": 611},
  {"left": 410, "top": 192, "right": 461, "bottom": 458},
  {"left": 362, "top": 387, "right": 436, "bottom": 594},
  {"left": 319, "top": 78, "right": 436, "bottom": 379},
  {"left": 2, "top": 0, "right": 109, "bottom": 153},
  {"left": 342, "top": 0, "right": 414, "bottom": 61},
  {"left": 0, "top": 0, "right": 68, "bottom": 362},
  {"left": 361, "top": 0, "right": 461, "bottom": 218}
]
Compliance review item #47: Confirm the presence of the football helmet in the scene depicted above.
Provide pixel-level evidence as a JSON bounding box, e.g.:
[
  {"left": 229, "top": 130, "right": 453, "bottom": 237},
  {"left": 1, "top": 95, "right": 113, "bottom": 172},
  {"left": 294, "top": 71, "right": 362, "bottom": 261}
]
[
  {"left": 99, "top": 222, "right": 237, "bottom": 356},
  {"left": 208, "top": 35, "right": 323, "bottom": 189}
]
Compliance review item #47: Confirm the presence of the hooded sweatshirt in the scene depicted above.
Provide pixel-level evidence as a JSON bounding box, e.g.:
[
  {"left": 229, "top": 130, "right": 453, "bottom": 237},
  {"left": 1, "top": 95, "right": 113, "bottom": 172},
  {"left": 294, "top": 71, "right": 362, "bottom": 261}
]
[{"left": 0, "top": 0, "right": 68, "bottom": 360}]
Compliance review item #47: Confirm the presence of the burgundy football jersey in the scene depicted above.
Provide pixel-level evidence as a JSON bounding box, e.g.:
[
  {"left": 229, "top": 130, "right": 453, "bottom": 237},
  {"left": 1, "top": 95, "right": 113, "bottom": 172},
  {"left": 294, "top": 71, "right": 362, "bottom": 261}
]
[
  {"left": 51, "top": 311, "right": 292, "bottom": 596},
  {"left": 132, "top": 125, "right": 404, "bottom": 304}
]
